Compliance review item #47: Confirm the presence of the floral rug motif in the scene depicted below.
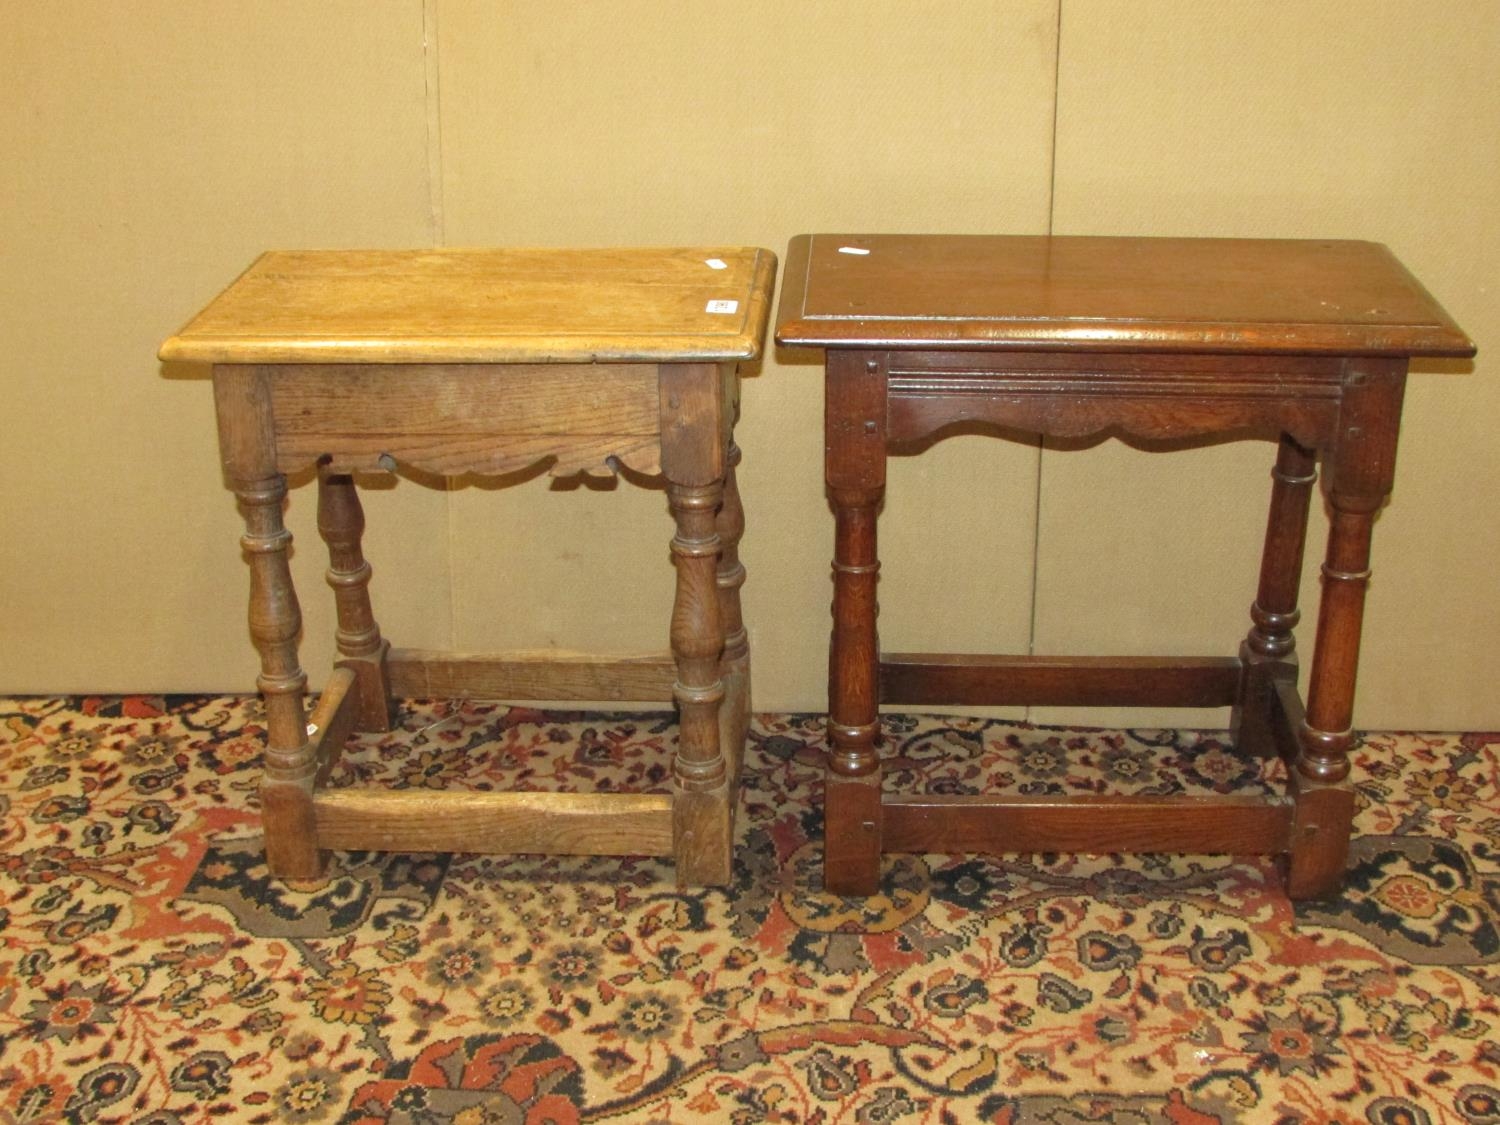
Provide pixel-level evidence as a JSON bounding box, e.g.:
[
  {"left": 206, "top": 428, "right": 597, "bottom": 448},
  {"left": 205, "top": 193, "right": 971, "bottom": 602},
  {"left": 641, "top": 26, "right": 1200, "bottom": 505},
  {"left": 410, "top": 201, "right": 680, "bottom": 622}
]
[{"left": 3, "top": 696, "right": 1500, "bottom": 1123}]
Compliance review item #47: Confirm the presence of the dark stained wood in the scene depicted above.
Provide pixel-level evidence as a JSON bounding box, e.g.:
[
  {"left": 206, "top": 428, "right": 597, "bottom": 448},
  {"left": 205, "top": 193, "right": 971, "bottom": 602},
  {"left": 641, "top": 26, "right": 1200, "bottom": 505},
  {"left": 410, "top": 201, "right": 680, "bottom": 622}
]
[
  {"left": 1231, "top": 435, "right": 1318, "bottom": 758},
  {"left": 1298, "top": 358, "right": 1407, "bottom": 785},
  {"left": 778, "top": 235, "right": 1475, "bottom": 357},
  {"left": 1283, "top": 770, "right": 1357, "bottom": 900},
  {"left": 885, "top": 794, "right": 1293, "bottom": 856},
  {"left": 781, "top": 233, "right": 1472, "bottom": 903},
  {"left": 1270, "top": 676, "right": 1306, "bottom": 772},
  {"left": 824, "top": 350, "right": 888, "bottom": 896},
  {"left": 1250, "top": 436, "right": 1320, "bottom": 653},
  {"left": 881, "top": 654, "right": 1242, "bottom": 708},
  {"left": 885, "top": 351, "right": 1343, "bottom": 449}
]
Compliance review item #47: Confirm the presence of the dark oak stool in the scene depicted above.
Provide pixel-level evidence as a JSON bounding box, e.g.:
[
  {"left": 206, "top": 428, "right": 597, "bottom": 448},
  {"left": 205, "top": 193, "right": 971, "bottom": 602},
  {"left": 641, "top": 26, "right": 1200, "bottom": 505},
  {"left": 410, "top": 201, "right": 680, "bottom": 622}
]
[
  {"left": 161, "top": 246, "right": 776, "bottom": 886},
  {"left": 776, "top": 234, "right": 1473, "bottom": 899}
]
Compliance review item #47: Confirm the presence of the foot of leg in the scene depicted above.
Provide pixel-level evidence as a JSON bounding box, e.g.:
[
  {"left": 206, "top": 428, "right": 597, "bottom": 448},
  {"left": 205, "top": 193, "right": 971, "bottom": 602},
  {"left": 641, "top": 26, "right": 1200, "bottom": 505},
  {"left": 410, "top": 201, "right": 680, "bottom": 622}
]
[
  {"left": 1285, "top": 774, "right": 1356, "bottom": 899},
  {"left": 825, "top": 724, "right": 883, "bottom": 896}
]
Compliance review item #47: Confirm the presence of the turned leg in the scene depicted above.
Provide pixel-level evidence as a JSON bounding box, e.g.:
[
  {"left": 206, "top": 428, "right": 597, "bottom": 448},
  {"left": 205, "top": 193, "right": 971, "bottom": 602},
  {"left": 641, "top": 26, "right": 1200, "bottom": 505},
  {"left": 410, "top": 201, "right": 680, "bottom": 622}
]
[
  {"left": 1233, "top": 435, "right": 1317, "bottom": 759},
  {"left": 667, "top": 478, "right": 729, "bottom": 884},
  {"left": 715, "top": 441, "right": 751, "bottom": 784},
  {"left": 317, "top": 464, "right": 393, "bottom": 731},
  {"left": 214, "top": 366, "right": 323, "bottom": 881},
  {"left": 824, "top": 352, "right": 889, "bottom": 896},
  {"left": 827, "top": 488, "right": 884, "bottom": 894},
  {"left": 237, "top": 475, "right": 323, "bottom": 880},
  {"left": 1288, "top": 359, "right": 1407, "bottom": 899},
  {"left": 660, "top": 363, "right": 732, "bottom": 885}
]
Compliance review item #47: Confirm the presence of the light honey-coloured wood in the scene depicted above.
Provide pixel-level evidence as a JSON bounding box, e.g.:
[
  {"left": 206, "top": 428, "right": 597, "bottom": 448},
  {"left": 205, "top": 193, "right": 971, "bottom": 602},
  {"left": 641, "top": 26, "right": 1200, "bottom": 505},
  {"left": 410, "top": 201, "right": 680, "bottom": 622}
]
[
  {"left": 387, "top": 649, "right": 678, "bottom": 701},
  {"left": 318, "top": 467, "right": 395, "bottom": 731},
  {"left": 715, "top": 441, "right": 751, "bottom": 784},
  {"left": 272, "top": 363, "right": 661, "bottom": 436},
  {"left": 292, "top": 432, "right": 663, "bottom": 480},
  {"left": 160, "top": 247, "right": 777, "bottom": 364},
  {"left": 308, "top": 666, "right": 360, "bottom": 789},
  {"left": 273, "top": 363, "right": 665, "bottom": 477},
  {"left": 660, "top": 362, "right": 732, "bottom": 884},
  {"left": 313, "top": 789, "right": 675, "bottom": 856},
  {"left": 185, "top": 245, "right": 775, "bottom": 892}
]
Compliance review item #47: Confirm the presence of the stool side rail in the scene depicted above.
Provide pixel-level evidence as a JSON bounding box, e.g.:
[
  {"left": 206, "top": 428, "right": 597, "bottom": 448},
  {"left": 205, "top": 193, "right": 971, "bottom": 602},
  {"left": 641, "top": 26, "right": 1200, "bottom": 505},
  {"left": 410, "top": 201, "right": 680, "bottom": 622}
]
[
  {"left": 880, "top": 653, "right": 1243, "bottom": 708},
  {"left": 313, "top": 788, "right": 675, "bottom": 856},
  {"left": 884, "top": 793, "right": 1294, "bottom": 856},
  {"left": 386, "top": 648, "right": 679, "bottom": 702}
]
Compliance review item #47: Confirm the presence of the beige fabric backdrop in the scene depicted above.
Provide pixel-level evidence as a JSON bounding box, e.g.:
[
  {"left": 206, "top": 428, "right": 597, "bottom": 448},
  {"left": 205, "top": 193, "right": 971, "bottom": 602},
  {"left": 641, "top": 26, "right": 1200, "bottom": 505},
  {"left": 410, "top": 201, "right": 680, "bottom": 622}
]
[{"left": 1, "top": 1, "right": 1493, "bottom": 730}]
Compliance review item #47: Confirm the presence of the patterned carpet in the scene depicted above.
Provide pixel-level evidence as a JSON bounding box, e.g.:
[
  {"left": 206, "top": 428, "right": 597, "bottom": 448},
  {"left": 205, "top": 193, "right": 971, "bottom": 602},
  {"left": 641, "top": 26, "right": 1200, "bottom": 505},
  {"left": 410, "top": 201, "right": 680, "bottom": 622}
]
[{"left": 4, "top": 697, "right": 1500, "bottom": 1124}]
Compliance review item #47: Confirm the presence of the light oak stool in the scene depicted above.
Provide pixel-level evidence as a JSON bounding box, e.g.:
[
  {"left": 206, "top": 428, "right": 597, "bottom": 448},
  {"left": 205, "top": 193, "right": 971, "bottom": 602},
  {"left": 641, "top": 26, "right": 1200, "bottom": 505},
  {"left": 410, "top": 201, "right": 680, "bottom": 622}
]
[
  {"left": 161, "top": 246, "right": 776, "bottom": 886},
  {"left": 776, "top": 234, "right": 1473, "bottom": 900}
]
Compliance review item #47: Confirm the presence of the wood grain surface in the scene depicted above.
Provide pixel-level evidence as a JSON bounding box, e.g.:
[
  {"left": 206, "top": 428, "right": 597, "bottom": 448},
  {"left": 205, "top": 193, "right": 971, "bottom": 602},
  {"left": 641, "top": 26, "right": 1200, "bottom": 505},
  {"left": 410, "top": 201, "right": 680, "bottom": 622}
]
[
  {"left": 777, "top": 234, "right": 1474, "bottom": 356},
  {"left": 162, "top": 246, "right": 776, "bottom": 364},
  {"left": 314, "top": 789, "right": 674, "bottom": 856},
  {"left": 884, "top": 794, "right": 1293, "bottom": 856},
  {"left": 796, "top": 232, "right": 1472, "bottom": 901}
]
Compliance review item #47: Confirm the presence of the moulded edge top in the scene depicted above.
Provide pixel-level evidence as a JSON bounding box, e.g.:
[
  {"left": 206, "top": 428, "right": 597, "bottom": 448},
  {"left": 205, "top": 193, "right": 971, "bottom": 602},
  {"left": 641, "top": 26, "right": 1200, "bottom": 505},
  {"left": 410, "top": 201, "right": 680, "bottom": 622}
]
[
  {"left": 160, "top": 246, "right": 779, "bottom": 365},
  {"left": 773, "top": 234, "right": 1475, "bottom": 358}
]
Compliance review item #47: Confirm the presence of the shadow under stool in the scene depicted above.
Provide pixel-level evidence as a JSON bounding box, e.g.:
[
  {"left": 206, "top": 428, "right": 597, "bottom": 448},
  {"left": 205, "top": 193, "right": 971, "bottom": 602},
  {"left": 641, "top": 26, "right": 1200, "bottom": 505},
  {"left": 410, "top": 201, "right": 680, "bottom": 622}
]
[
  {"left": 161, "top": 245, "right": 777, "bottom": 886},
  {"left": 776, "top": 233, "right": 1473, "bottom": 900}
]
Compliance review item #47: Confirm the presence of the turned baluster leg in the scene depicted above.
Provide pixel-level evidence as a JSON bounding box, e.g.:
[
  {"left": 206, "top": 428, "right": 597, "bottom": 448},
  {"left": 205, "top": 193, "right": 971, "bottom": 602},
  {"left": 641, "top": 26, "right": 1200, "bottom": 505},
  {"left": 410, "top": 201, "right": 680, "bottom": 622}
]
[
  {"left": 214, "top": 366, "right": 323, "bottom": 881},
  {"left": 667, "top": 479, "right": 729, "bottom": 884},
  {"left": 1233, "top": 435, "right": 1317, "bottom": 759},
  {"left": 825, "top": 352, "right": 888, "bottom": 896},
  {"left": 1288, "top": 359, "right": 1407, "bottom": 899},
  {"left": 317, "top": 464, "right": 393, "bottom": 731},
  {"left": 660, "top": 363, "right": 731, "bottom": 885},
  {"left": 239, "top": 474, "right": 322, "bottom": 876},
  {"left": 715, "top": 439, "right": 751, "bottom": 784}
]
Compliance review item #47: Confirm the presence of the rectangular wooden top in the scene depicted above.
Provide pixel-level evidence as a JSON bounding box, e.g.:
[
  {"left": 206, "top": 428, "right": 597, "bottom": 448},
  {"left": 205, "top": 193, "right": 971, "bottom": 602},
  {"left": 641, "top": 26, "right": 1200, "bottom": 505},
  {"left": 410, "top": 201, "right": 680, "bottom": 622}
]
[
  {"left": 776, "top": 234, "right": 1473, "bottom": 357},
  {"left": 160, "top": 246, "right": 777, "bottom": 364}
]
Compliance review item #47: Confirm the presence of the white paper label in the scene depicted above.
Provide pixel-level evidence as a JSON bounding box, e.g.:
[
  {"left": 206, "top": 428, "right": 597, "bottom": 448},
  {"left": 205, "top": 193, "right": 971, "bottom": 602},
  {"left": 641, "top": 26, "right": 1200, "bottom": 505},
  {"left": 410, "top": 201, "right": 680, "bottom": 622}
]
[
  {"left": 704, "top": 258, "right": 728, "bottom": 270},
  {"left": 705, "top": 299, "right": 739, "bottom": 314}
]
